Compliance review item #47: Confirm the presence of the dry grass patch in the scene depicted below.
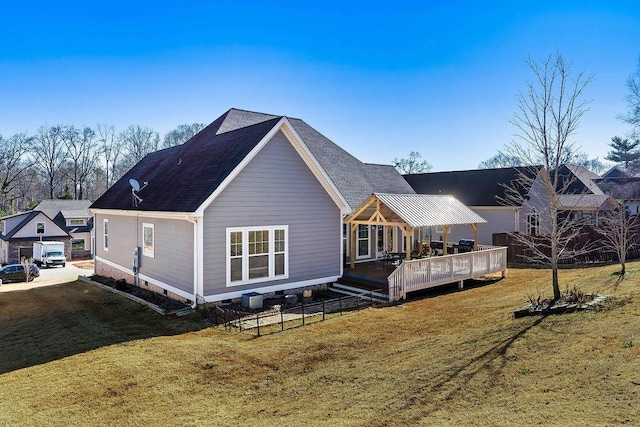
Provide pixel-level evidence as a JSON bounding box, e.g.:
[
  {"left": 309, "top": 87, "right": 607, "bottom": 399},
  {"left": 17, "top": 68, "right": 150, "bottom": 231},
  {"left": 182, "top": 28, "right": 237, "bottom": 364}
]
[{"left": 1, "top": 264, "right": 640, "bottom": 425}]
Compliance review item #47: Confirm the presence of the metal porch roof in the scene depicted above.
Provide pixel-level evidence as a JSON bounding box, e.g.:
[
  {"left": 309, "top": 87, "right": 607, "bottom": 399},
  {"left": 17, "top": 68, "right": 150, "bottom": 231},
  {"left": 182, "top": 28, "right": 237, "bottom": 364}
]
[{"left": 371, "top": 193, "right": 487, "bottom": 228}]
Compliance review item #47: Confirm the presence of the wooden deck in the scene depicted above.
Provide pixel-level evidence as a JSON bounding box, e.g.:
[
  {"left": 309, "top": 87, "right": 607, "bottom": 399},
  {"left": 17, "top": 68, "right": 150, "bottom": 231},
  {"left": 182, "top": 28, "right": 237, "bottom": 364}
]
[
  {"left": 339, "top": 261, "right": 391, "bottom": 294},
  {"left": 340, "top": 246, "right": 508, "bottom": 302}
]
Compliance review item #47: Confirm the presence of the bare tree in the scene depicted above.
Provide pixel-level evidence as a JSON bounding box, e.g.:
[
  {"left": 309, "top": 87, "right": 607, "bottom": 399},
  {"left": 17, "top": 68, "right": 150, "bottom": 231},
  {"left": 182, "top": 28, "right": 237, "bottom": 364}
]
[
  {"left": 162, "top": 123, "right": 205, "bottom": 148},
  {"left": 0, "top": 133, "right": 33, "bottom": 214},
  {"left": 32, "top": 125, "right": 66, "bottom": 200},
  {"left": 97, "top": 124, "right": 124, "bottom": 190},
  {"left": 481, "top": 148, "right": 606, "bottom": 173},
  {"left": 392, "top": 151, "right": 432, "bottom": 174},
  {"left": 119, "top": 125, "right": 160, "bottom": 172},
  {"left": 504, "top": 53, "right": 594, "bottom": 300},
  {"left": 21, "top": 257, "right": 35, "bottom": 282},
  {"left": 621, "top": 57, "right": 640, "bottom": 138},
  {"left": 594, "top": 201, "right": 638, "bottom": 276},
  {"left": 478, "top": 150, "right": 524, "bottom": 169},
  {"left": 59, "top": 125, "right": 99, "bottom": 199}
]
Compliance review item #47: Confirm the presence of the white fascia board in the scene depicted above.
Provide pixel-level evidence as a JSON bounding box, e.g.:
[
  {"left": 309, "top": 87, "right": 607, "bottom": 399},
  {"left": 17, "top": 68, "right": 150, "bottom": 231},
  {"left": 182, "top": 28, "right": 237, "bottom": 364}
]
[
  {"left": 89, "top": 208, "right": 200, "bottom": 220},
  {"left": 194, "top": 117, "right": 350, "bottom": 217}
]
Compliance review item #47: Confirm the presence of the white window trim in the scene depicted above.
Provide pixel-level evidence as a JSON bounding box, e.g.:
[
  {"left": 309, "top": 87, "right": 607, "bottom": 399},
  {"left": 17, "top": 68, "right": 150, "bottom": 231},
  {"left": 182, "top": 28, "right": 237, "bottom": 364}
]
[
  {"left": 142, "top": 223, "right": 155, "bottom": 258},
  {"left": 68, "top": 218, "right": 87, "bottom": 226},
  {"left": 527, "top": 209, "right": 540, "bottom": 236},
  {"left": 36, "top": 221, "right": 45, "bottom": 234},
  {"left": 226, "top": 225, "right": 288, "bottom": 287},
  {"left": 356, "top": 224, "right": 370, "bottom": 259},
  {"left": 72, "top": 238, "right": 86, "bottom": 250},
  {"left": 103, "top": 219, "right": 109, "bottom": 251}
]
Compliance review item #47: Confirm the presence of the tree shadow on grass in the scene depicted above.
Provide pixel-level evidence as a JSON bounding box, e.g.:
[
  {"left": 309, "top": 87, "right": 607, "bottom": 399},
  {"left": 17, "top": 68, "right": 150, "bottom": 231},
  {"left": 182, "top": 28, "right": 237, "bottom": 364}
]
[
  {"left": 0, "top": 281, "right": 212, "bottom": 375},
  {"left": 404, "top": 315, "right": 546, "bottom": 420}
]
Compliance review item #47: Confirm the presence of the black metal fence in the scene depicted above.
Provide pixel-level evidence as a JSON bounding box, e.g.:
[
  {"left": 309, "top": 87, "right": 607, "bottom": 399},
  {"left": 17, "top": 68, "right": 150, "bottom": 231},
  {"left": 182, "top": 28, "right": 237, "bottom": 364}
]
[{"left": 205, "top": 291, "right": 384, "bottom": 337}]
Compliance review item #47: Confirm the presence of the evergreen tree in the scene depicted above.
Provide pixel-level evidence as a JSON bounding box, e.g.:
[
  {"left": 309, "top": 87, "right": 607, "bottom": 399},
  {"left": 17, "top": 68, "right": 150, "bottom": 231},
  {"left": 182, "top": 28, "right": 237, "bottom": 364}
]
[{"left": 605, "top": 136, "right": 640, "bottom": 171}]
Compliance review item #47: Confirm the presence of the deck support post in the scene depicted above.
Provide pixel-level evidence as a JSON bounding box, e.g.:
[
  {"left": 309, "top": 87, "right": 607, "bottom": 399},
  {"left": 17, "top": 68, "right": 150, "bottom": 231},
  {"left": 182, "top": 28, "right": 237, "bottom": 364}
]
[{"left": 458, "top": 280, "right": 464, "bottom": 290}]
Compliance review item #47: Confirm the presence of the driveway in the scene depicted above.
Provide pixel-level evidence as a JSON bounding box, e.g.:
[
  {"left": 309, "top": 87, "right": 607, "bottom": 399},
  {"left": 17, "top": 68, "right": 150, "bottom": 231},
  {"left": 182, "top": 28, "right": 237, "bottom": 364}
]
[{"left": 0, "top": 260, "right": 94, "bottom": 292}]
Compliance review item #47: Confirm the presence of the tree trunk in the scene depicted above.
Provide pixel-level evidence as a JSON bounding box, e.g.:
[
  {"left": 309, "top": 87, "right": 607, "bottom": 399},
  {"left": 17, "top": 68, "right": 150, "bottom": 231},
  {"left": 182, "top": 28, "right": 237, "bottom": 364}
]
[{"left": 552, "top": 263, "right": 561, "bottom": 300}]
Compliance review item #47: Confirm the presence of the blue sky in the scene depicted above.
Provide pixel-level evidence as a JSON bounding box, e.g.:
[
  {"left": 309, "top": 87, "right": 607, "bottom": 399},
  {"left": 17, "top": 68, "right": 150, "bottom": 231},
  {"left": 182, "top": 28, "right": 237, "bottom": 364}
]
[{"left": 1, "top": 1, "right": 639, "bottom": 171}]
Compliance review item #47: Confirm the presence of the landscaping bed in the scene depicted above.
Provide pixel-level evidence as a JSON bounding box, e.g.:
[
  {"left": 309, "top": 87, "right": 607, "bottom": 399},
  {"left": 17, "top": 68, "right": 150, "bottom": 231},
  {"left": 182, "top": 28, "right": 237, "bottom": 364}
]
[
  {"left": 85, "top": 275, "right": 189, "bottom": 312},
  {"left": 514, "top": 285, "right": 609, "bottom": 318}
]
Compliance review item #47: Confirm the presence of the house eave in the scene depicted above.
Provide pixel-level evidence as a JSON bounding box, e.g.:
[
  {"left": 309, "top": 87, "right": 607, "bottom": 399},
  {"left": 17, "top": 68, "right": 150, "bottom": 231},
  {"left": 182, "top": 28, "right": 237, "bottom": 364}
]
[{"left": 89, "top": 208, "right": 202, "bottom": 220}]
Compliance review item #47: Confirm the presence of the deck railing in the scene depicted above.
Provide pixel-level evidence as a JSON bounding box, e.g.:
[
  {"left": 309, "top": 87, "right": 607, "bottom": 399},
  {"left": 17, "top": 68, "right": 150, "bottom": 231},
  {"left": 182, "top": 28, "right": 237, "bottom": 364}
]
[{"left": 387, "top": 246, "right": 507, "bottom": 302}]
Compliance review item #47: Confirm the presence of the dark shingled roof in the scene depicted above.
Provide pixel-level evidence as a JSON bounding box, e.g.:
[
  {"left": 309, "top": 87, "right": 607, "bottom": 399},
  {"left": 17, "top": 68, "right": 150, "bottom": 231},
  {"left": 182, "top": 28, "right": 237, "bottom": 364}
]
[
  {"left": 403, "top": 166, "right": 537, "bottom": 206},
  {"left": 92, "top": 108, "right": 414, "bottom": 213},
  {"left": 287, "top": 118, "right": 415, "bottom": 209},
  {"left": 91, "top": 111, "right": 281, "bottom": 212}
]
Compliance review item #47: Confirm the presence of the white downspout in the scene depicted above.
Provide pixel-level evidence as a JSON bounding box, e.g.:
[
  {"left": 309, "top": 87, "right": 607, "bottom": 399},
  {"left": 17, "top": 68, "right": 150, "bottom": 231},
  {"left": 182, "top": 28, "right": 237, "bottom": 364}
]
[{"left": 187, "top": 216, "right": 200, "bottom": 309}]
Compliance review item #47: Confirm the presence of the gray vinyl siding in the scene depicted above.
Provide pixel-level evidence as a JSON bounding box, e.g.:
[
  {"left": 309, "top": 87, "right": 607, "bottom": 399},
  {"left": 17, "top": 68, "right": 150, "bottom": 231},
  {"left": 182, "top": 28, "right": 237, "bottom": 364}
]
[
  {"left": 94, "top": 213, "right": 194, "bottom": 293},
  {"left": 203, "top": 130, "right": 341, "bottom": 296}
]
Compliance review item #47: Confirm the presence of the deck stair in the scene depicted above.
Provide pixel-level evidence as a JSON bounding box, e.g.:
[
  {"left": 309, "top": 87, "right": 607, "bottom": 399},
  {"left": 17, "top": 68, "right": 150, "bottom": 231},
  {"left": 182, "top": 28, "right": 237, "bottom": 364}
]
[{"left": 328, "top": 283, "right": 389, "bottom": 304}]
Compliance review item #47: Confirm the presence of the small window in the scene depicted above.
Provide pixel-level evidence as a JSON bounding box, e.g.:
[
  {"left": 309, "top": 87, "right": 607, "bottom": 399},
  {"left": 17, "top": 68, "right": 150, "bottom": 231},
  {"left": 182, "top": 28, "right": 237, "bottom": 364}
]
[
  {"left": 142, "top": 223, "right": 154, "bottom": 258},
  {"left": 72, "top": 238, "right": 85, "bottom": 250},
  {"left": 36, "top": 222, "right": 45, "bottom": 234},
  {"left": 68, "top": 218, "right": 86, "bottom": 226},
  {"left": 103, "top": 219, "right": 109, "bottom": 251}
]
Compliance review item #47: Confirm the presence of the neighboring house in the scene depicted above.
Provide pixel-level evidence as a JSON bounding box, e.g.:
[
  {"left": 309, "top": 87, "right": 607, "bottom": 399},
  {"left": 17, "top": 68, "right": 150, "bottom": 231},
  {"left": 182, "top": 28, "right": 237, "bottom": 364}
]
[
  {"left": 595, "top": 165, "right": 640, "bottom": 215},
  {"left": 91, "top": 108, "right": 480, "bottom": 304},
  {"left": 405, "top": 164, "right": 614, "bottom": 243},
  {"left": 403, "top": 166, "right": 537, "bottom": 245},
  {"left": 35, "top": 199, "right": 94, "bottom": 259},
  {"left": 0, "top": 211, "right": 72, "bottom": 264},
  {"left": 520, "top": 164, "right": 615, "bottom": 235}
]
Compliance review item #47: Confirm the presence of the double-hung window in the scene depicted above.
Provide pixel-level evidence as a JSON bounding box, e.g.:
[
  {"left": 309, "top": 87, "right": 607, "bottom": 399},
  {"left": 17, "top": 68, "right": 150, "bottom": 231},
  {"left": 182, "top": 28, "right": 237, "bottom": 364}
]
[{"left": 227, "top": 226, "right": 288, "bottom": 286}]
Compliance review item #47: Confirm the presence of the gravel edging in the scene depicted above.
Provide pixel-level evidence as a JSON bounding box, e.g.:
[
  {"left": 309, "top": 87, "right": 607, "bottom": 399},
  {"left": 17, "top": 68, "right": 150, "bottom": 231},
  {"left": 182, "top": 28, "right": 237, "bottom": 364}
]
[{"left": 78, "top": 275, "right": 193, "bottom": 316}]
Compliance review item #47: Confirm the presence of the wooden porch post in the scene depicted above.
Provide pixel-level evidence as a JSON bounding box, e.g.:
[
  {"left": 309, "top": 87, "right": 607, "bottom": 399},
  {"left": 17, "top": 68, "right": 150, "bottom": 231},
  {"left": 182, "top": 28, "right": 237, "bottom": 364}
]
[
  {"left": 350, "top": 222, "right": 356, "bottom": 269},
  {"left": 405, "top": 226, "right": 412, "bottom": 261},
  {"left": 470, "top": 223, "right": 478, "bottom": 251},
  {"left": 442, "top": 225, "right": 451, "bottom": 255}
]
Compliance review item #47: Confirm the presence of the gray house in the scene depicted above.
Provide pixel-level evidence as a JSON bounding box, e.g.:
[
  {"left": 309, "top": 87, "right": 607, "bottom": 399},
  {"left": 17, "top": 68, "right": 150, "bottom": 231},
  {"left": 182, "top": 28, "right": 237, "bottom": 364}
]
[{"left": 90, "top": 109, "right": 418, "bottom": 304}]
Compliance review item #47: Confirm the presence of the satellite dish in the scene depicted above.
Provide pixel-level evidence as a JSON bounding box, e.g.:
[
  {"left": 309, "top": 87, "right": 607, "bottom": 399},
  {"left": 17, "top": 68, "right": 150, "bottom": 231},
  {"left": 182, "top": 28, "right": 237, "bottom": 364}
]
[{"left": 129, "top": 179, "right": 141, "bottom": 191}]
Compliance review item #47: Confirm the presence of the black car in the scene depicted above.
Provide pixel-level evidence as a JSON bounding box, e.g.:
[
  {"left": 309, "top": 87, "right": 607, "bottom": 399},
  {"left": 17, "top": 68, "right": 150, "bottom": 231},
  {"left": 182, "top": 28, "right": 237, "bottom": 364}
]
[{"left": 0, "top": 263, "right": 40, "bottom": 283}]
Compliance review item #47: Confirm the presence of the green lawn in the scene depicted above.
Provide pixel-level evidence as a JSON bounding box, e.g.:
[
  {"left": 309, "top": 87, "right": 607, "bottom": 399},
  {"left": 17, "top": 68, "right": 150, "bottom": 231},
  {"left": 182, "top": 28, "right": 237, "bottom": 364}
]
[{"left": 1, "top": 264, "right": 639, "bottom": 426}]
